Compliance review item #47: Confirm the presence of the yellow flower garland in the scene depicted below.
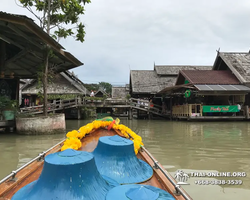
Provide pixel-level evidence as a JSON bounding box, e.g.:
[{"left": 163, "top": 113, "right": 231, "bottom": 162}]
[{"left": 61, "top": 119, "right": 144, "bottom": 154}]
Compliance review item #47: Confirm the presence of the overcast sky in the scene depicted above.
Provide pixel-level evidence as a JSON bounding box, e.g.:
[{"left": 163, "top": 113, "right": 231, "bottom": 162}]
[{"left": 2, "top": 0, "right": 250, "bottom": 85}]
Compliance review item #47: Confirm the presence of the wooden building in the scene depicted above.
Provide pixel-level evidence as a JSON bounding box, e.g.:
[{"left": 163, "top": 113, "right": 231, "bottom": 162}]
[
  {"left": 129, "top": 65, "right": 212, "bottom": 98},
  {"left": 21, "top": 71, "right": 89, "bottom": 107},
  {"left": 0, "top": 12, "right": 82, "bottom": 128},
  {"left": 158, "top": 51, "right": 250, "bottom": 120},
  {"left": 213, "top": 52, "right": 250, "bottom": 106},
  {"left": 112, "top": 84, "right": 130, "bottom": 99},
  {"left": 94, "top": 88, "right": 108, "bottom": 98}
]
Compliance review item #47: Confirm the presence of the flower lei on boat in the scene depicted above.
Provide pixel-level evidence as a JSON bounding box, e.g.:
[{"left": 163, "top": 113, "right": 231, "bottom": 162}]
[{"left": 61, "top": 117, "right": 144, "bottom": 154}]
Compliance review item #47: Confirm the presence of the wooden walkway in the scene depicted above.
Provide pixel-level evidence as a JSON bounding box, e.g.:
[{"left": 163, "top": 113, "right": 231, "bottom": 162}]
[
  {"left": 20, "top": 98, "right": 169, "bottom": 118},
  {"left": 20, "top": 98, "right": 83, "bottom": 115},
  {"left": 130, "top": 98, "right": 170, "bottom": 118}
]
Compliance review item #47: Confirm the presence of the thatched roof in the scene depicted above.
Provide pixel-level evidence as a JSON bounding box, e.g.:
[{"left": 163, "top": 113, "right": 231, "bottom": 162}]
[
  {"left": 154, "top": 65, "right": 212, "bottom": 75},
  {"left": 22, "top": 71, "right": 89, "bottom": 95},
  {"left": 112, "top": 86, "right": 129, "bottom": 98},
  {"left": 213, "top": 52, "right": 250, "bottom": 84},
  {"left": 130, "top": 70, "right": 176, "bottom": 94},
  {"left": 62, "top": 71, "right": 90, "bottom": 95}
]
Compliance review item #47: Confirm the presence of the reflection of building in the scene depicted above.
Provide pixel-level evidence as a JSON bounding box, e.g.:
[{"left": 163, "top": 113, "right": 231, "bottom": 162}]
[{"left": 172, "top": 122, "right": 204, "bottom": 138}]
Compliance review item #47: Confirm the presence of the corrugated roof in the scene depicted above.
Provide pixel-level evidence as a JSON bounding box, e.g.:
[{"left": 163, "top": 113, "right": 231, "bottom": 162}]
[
  {"left": 195, "top": 84, "right": 250, "bottom": 92},
  {"left": 154, "top": 65, "right": 212, "bottom": 75},
  {"left": 180, "top": 70, "right": 240, "bottom": 85}
]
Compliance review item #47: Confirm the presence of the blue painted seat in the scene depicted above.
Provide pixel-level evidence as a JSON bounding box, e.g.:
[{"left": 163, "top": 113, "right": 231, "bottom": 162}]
[
  {"left": 12, "top": 149, "right": 118, "bottom": 200},
  {"left": 106, "top": 184, "right": 176, "bottom": 200},
  {"left": 92, "top": 135, "right": 153, "bottom": 184}
]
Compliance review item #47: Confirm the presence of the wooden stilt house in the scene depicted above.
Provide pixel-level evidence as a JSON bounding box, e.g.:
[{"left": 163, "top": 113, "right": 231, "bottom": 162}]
[{"left": 21, "top": 71, "right": 89, "bottom": 107}]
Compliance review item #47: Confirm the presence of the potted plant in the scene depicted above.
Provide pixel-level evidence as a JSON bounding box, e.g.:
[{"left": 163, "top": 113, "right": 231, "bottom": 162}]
[{"left": 0, "top": 96, "right": 18, "bottom": 120}]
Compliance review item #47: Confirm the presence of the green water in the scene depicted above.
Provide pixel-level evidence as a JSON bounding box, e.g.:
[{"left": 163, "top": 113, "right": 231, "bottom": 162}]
[{"left": 0, "top": 119, "right": 250, "bottom": 200}]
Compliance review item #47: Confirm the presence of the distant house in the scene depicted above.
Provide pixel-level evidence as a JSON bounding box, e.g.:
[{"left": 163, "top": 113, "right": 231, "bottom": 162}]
[
  {"left": 158, "top": 69, "right": 250, "bottom": 119},
  {"left": 213, "top": 51, "right": 250, "bottom": 106},
  {"left": 112, "top": 84, "right": 130, "bottom": 99},
  {"left": 159, "top": 70, "right": 246, "bottom": 97},
  {"left": 129, "top": 64, "right": 212, "bottom": 97},
  {"left": 157, "top": 51, "right": 250, "bottom": 119},
  {"left": 21, "top": 71, "right": 89, "bottom": 106},
  {"left": 154, "top": 65, "right": 212, "bottom": 77},
  {"left": 94, "top": 88, "right": 108, "bottom": 98}
]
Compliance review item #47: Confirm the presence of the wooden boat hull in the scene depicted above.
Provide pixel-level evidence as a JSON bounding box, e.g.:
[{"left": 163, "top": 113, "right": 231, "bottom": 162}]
[{"left": 0, "top": 128, "right": 192, "bottom": 200}]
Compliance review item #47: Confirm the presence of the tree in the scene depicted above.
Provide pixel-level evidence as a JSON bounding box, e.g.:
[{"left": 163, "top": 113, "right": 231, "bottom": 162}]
[
  {"left": 83, "top": 83, "right": 99, "bottom": 92},
  {"left": 18, "top": 0, "right": 90, "bottom": 116},
  {"left": 99, "top": 82, "right": 112, "bottom": 95}
]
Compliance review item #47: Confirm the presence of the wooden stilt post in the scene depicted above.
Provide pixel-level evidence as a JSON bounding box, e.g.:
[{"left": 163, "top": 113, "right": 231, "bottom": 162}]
[
  {"left": 53, "top": 100, "right": 56, "bottom": 114},
  {"left": 128, "top": 108, "right": 132, "bottom": 120},
  {"left": 170, "top": 96, "right": 173, "bottom": 120},
  {"left": 0, "top": 40, "right": 6, "bottom": 76},
  {"left": 77, "top": 107, "right": 81, "bottom": 120},
  {"left": 245, "top": 105, "right": 249, "bottom": 119}
]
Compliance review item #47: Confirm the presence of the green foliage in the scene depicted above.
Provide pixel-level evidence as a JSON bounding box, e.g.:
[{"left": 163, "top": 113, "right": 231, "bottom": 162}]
[
  {"left": 85, "top": 97, "right": 104, "bottom": 101},
  {"left": 83, "top": 83, "right": 99, "bottom": 92},
  {"left": 19, "top": 0, "right": 91, "bottom": 42},
  {"left": 18, "top": 0, "right": 90, "bottom": 116},
  {"left": 0, "top": 96, "right": 18, "bottom": 111},
  {"left": 48, "top": 94, "right": 81, "bottom": 100},
  {"left": 83, "top": 82, "right": 113, "bottom": 95},
  {"left": 99, "top": 82, "right": 112, "bottom": 95}
]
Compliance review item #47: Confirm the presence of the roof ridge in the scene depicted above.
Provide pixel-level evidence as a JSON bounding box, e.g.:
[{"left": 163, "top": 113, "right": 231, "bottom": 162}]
[
  {"left": 155, "top": 65, "right": 212, "bottom": 67},
  {"left": 220, "top": 52, "right": 249, "bottom": 54}
]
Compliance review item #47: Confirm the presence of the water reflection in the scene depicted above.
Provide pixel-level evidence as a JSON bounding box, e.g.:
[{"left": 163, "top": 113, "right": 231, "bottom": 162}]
[
  {"left": 0, "top": 119, "right": 250, "bottom": 200},
  {"left": 0, "top": 133, "right": 65, "bottom": 177},
  {"left": 120, "top": 119, "right": 250, "bottom": 199}
]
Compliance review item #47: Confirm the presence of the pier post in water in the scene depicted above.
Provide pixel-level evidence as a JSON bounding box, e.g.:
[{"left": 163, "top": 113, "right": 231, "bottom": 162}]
[
  {"left": 128, "top": 108, "right": 132, "bottom": 120},
  {"left": 77, "top": 107, "right": 81, "bottom": 119}
]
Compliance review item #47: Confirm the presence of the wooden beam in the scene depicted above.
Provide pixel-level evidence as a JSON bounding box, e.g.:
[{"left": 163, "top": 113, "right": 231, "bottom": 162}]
[
  {"left": 5, "top": 62, "right": 34, "bottom": 76},
  {"left": 0, "top": 40, "right": 5, "bottom": 71},
  {"left": 6, "top": 23, "right": 43, "bottom": 49},
  {"left": 0, "top": 34, "right": 24, "bottom": 50},
  {"left": 5, "top": 50, "right": 28, "bottom": 66}
]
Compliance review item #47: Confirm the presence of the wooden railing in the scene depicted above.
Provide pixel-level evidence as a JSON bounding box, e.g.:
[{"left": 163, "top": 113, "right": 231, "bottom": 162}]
[
  {"left": 172, "top": 104, "right": 202, "bottom": 117},
  {"left": 130, "top": 98, "right": 167, "bottom": 116},
  {"left": 19, "top": 97, "right": 169, "bottom": 117},
  {"left": 20, "top": 98, "right": 84, "bottom": 114},
  {"left": 84, "top": 98, "right": 130, "bottom": 106},
  {"left": 20, "top": 97, "right": 130, "bottom": 114}
]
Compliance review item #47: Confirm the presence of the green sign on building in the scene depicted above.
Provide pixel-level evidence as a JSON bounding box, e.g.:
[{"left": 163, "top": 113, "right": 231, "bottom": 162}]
[{"left": 202, "top": 105, "right": 239, "bottom": 113}]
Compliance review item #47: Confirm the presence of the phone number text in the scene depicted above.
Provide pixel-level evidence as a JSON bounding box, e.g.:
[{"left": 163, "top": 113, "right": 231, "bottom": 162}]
[{"left": 194, "top": 180, "right": 243, "bottom": 185}]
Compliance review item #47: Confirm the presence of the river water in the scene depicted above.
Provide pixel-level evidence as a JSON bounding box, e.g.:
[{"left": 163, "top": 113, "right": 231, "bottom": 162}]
[{"left": 0, "top": 119, "right": 250, "bottom": 200}]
